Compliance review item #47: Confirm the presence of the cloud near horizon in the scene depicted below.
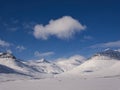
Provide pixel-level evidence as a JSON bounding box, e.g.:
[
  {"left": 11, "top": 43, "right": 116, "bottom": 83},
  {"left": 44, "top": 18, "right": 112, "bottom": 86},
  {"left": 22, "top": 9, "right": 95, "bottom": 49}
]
[
  {"left": 34, "top": 51, "right": 54, "bottom": 58},
  {"left": 91, "top": 40, "right": 120, "bottom": 48},
  {"left": 56, "top": 55, "right": 86, "bottom": 62},
  {"left": 0, "top": 39, "right": 11, "bottom": 47},
  {"left": 33, "top": 16, "right": 86, "bottom": 40},
  {"left": 16, "top": 45, "right": 26, "bottom": 52}
]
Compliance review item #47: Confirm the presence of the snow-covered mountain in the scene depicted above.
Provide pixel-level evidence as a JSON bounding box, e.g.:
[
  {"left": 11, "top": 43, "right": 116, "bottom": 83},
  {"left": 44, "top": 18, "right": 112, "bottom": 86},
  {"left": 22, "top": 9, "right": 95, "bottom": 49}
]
[
  {"left": 55, "top": 55, "right": 85, "bottom": 71},
  {"left": 1, "top": 49, "right": 120, "bottom": 80},
  {"left": 90, "top": 49, "right": 120, "bottom": 60},
  {"left": 0, "top": 52, "right": 46, "bottom": 77},
  {"left": 28, "top": 59, "right": 63, "bottom": 74},
  {"left": 0, "top": 52, "right": 63, "bottom": 78},
  {"left": 0, "top": 52, "right": 16, "bottom": 59},
  {"left": 0, "top": 64, "right": 19, "bottom": 74},
  {"left": 59, "top": 49, "right": 120, "bottom": 77}
]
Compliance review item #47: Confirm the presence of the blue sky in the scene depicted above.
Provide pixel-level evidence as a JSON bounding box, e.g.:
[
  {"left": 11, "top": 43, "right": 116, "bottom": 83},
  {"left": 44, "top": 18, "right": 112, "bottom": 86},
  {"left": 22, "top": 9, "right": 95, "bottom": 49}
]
[{"left": 0, "top": 0, "right": 120, "bottom": 60}]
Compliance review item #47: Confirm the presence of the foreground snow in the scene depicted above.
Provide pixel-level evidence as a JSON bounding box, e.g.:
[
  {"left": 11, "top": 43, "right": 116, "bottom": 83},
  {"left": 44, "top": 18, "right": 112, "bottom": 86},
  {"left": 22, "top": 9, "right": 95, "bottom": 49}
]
[{"left": 0, "top": 77, "right": 120, "bottom": 90}]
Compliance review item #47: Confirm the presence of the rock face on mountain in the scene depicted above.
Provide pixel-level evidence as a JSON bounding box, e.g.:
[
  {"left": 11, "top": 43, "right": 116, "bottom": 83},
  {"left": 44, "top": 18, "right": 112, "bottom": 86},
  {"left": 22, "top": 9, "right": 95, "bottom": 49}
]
[
  {"left": 0, "top": 52, "right": 16, "bottom": 59},
  {"left": 90, "top": 49, "right": 120, "bottom": 60}
]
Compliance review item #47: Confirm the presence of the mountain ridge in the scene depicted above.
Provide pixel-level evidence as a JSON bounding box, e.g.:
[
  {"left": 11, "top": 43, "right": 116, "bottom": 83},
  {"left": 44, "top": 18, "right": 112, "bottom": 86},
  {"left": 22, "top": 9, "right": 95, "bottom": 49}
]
[{"left": 0, "top": 49, "right": 120, "bottom": 80}]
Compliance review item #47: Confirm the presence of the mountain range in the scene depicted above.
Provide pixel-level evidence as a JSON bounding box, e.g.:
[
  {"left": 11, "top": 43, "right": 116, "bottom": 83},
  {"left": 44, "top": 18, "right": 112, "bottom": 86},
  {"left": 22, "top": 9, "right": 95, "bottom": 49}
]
[{"left": 0, "top": 49, "right": 120, "bottom": 81}]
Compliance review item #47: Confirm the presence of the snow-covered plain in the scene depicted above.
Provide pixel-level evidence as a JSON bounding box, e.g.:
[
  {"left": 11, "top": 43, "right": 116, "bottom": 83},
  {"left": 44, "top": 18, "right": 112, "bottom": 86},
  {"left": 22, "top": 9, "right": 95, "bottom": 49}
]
[{"left": 0, "top": 77, "right": 120, "bottom": 90}]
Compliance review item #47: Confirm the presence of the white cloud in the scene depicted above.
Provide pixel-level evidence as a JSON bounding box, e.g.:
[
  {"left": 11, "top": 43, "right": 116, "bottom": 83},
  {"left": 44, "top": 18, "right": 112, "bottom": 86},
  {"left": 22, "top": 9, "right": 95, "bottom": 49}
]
[
  {"left": 3, "top": 19, "right": 19, "bottom": 32},
  {"left": 56, "top": 55, "right": 86, "bottom": 62},
  {"left": 9, "top": 27, "right": 19, "bottom": 31},
  {"left": 0, "top": 39, "right": 11, "bottom": 47},
  {"left": 83, "top": 35, "right": 93, "bottom": 40},
  {"left": 16, "top": 45, "right": 26, "bottom": 52},
  {"left": 80, "top": 35, "right": 93, "bottom": 42},
  {"left": 34, "top": 51, "right": 54, "bottom": 58},
  {"left": 33, "top": 16, "right": 86, "bottom": 40},
  {"left": 115, "top": 49, "right": 120, "bottom": 52},
  {"left": 6, "top": 49, "right": 12, "bottom": 54},
  {"left": 91, "top": 40, "right": 120, "bottom": 48}
]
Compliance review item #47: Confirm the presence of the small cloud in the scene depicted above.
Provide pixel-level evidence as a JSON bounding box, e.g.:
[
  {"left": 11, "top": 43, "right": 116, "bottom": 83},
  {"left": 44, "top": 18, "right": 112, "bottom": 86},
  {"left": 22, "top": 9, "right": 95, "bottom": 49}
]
[
  {"left": 12, "top": 19, "right": 19, "bottom": 24},
  {"left": 34, "top": 51, "right": 54, "bottom": 58},
  {"left": 22, "top": 22, "right": 36, "bottom": 34},
  {"left": 6, "top": 49, "right": 12, "bottom": 54},
  {"left": 56, "top": 55, "right": 86, "bottom": 62},
  {"left": 16, "top": 45, "right": 26, "bottom": 52},
  {"left": 33, "top": 16, "right": 86, "bottom": 40},
  {"left": 90, "top": 40, "right": 120, "bottom": 48},
  {"left": 3, "top": 19, "right": 20, "bottom": 32},
  {"left": 83, "top": 35, "right": 93, "bottom": 40},
  {"left": 115, "top": 49, "right": 120, "bottom": 52},
  {"left": 22, "top": 22, "right": 35, "bottom": 29},
  {"left": 2, "top": 19, "right": 33, "bottom": 33},
  {"left": 80, "top": 35, "right": 93, "bottom": 42},
  {"left": 9, "top": 27, "right": 19, "bottom": 31},
  {"left": 0, "top": 39, "right": 11, "bottom": 47}
]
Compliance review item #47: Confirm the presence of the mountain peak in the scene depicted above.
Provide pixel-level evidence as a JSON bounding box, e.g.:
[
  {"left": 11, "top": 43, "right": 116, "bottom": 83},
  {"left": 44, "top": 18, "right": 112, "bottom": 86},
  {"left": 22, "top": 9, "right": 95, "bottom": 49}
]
[
  {"left": 91, "top": 49, "right": 120, "bottom": 60},
  {"left": 0, "top": 52, "right": 16, "bottom": 59},
  {"left": 104, "top": 48, "right": 111, "bottom": 51},
  {"left": 34, "top": 58, "right": 50, "bottom": 63}
]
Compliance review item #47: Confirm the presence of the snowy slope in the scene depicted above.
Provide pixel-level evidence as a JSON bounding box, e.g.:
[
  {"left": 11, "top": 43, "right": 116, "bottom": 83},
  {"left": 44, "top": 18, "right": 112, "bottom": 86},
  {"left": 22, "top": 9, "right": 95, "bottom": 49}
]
[
  {"left": 63, "top": 57, "right": 118, "bottom": 77},
  {"left": 0, "top": 52, "right": 63, "bottom": 79},
  {"left": 90, "top": 49, "right": 120, "bottom": 60},
  {"left": 55, "top": 55, "right": 85, "bottom": 71},
  {"left": 59, "top": 50, "right": 120, "bottom": 77},
  {"left": 0, "top": 52, "right": 47, "bottom": 77},
  {"left": 0, "top": 64, "right": 19, "bottom": 74},
  {"left": 28, "top": 59, "right": 63, "bottom": 74}
]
